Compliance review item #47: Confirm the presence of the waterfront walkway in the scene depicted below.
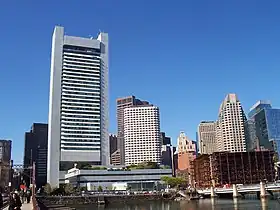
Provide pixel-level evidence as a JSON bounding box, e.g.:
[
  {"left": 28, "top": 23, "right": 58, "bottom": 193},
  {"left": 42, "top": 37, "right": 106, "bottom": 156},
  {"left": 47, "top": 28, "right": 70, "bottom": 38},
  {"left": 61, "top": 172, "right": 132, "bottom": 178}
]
[{"left": 4, "top": 203, "right": 33, "bottom": 210}]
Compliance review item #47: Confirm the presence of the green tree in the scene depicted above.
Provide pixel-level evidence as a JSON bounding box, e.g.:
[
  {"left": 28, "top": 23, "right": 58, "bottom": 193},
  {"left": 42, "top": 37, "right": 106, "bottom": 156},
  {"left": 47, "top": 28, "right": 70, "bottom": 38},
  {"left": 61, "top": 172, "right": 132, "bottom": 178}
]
[
  {"left": 64, "top": 183, "right": 74, "bottom": 195},
  {"left": 98, "top": 186, "right": 103, "bottom": 192},
  {"left": 43, "top": 183, "right": 52, "bottom": 195},
  {"left": 78, "top": 162, "right": 92, "bottom": 169},
  {"left": 161, "top": 176, "right": 186, "bottom": 188}
]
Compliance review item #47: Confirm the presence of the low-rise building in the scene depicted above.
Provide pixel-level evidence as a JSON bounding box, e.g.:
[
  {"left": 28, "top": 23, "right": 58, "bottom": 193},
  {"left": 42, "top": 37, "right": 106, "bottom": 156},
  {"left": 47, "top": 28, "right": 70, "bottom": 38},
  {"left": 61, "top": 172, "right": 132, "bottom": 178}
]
[{"left": 64, "top": 167, "right": 172, "bottom": 191}]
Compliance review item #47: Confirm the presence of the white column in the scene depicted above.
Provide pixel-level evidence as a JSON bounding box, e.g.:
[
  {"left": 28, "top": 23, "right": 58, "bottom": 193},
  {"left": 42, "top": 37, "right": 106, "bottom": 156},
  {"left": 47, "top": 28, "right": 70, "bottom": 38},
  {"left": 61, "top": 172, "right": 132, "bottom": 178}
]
[
  {"left": 232, "top": 184, "right": 239, "bottom": 198},
  {"left": 260, "top": 182, "right": 266, "bottom": 198},
  {"left": 210, "top": 186, "right": 216, "bottom": 198}
]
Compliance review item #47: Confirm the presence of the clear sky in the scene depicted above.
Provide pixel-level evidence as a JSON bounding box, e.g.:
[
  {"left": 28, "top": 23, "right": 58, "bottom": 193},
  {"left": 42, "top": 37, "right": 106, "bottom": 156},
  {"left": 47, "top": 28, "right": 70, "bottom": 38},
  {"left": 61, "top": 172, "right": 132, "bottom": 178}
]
[{"left": 1, "top": 0, "right": 280, "bottom": 163}]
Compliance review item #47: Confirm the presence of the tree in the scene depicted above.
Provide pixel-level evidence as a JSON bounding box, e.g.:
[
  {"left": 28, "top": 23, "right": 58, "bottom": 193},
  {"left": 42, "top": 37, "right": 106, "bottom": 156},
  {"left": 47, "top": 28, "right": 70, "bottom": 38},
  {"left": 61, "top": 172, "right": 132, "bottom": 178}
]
[
  {"left": 43, "top": 183, "right": 52, "bottom": 195},
  {"left": 64, "top": 183, "right": 74, "bottom": 195},
  {"left": 78, "top": 163, "right": 92, "bottom": 169},
  {"left": 161, "top": 176, "right": 186, "bottom": 188},
  {"left": 98, "top": 186, "right": 103, "bottom": 192}
]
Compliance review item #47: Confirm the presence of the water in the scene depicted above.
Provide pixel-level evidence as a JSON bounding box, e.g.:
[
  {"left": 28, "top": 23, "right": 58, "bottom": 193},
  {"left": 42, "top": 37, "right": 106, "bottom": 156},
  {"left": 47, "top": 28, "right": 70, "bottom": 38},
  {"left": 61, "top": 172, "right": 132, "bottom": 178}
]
[{"left": 71, "top": 198, "right": 280, "bottom": 210}]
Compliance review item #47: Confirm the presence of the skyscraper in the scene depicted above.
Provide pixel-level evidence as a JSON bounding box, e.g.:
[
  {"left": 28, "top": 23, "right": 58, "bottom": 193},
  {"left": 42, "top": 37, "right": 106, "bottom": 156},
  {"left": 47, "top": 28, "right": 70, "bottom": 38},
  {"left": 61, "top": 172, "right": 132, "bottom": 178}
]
[
  {"left": 0, "top": 139, "right": 11, "bottom": 191},
  {"left": 124, "top": 105, "right": 161, "bottom": 165},
  {"left": 116, "top": 96, "right": 149, "bottom": 165},
  {"left": 216, "top": 94, "right": 246, "bottom": 152},
  {"left": 248, "top": 100, "right": 280, "bottom": 158},
  {"left": 160, "top": 132, "right": 172, "bottom": 168},
  {"left": 24, "top": 123, "right": 48, "bottom": 188},
  {"left": 197, "top": 121, "right": 216, "bottom": 154},
  {"left": 47, "top": 26, "right": 109, "bottom": 187}
]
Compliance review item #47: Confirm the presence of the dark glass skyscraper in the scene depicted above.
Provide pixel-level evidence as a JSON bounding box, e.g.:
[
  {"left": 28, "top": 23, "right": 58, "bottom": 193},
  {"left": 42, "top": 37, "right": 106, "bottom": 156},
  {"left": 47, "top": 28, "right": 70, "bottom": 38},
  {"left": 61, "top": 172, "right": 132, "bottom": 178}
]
[
  {"left": 24, "top": 123, "right": 48, "bottom": 188},
  {"left": 248, "top": 101, "right": 280, "bottom": 160}
]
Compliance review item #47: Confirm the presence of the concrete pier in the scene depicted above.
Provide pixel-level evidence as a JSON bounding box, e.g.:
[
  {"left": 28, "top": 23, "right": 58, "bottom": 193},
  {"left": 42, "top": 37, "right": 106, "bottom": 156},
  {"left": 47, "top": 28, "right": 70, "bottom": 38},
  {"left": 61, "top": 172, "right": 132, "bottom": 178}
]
[
  {"left": 260, "top": 182, "right": 266, "bottom": 198},
  {"left": 232, "top": 184, "right": 239, "bottom": 198},
  {"left": 210, "top": 186, "right": 216, "bottom": 198}
]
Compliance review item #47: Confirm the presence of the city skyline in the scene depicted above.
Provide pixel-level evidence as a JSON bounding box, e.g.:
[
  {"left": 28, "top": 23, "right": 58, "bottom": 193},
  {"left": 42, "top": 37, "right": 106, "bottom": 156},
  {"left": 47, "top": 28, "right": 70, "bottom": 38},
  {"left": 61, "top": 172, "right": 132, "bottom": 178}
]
[{"left": 1, "top": 1, "right": 280, "bottom": 163}]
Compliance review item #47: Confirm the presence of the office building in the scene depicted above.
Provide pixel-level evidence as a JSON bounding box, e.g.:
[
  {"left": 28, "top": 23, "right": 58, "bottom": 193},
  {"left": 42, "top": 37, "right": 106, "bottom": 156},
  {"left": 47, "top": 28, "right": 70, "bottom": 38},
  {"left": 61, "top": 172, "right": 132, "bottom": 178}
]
[
  {"left": 177, "top": 131, "right": 196, "bottom": 170},
  {"left": 110, "top": 150, "right": 121, "bottom": 166},
  {"left": 0, "top": 140, "right": 11, "bottom": 191},
  {"left": 198, "top": 121, "right": 216, "bottom": 154},
  {"left": 24, "top": 123, "right": 48, "bottom": 188},
  {"left": 160, "top": 132, "right": 171, "bottom": 145},
  {"left": 248, "top": 100, "right": 280, "bottom": 159},
  {"left": 124, "top": 105, "right": 161, "bottom": 165},
  {"left": 47, "top": 26, "right": 109, "bottom": 187},
  {"left": 172, "top": 147, "right": 178, "bottom": 176},
  {"left": 244, "top": 119, "right": 258, "bottom": 151},
  {"left": 160, "top": 132, "right": 172, "bottom": 168},
  {"left": 109, "top": 134, "right": 118, "bottom": 165},
  {"left": 64, "top": 166, "right": 172, "bottom": 190},
  {"left": 116, "top": 96, "right": 149, "bottom": 165},
  {"left": 216, "top": 94, "right": 247, "bottom": 152},
  {"left": 176, "top": 132, "right": 196, "bottom": 185}
]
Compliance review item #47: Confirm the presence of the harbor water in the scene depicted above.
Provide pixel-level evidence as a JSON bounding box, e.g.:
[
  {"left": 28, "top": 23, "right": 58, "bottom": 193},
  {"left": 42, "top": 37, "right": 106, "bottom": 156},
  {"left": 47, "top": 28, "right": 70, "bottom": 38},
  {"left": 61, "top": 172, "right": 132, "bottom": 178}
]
[{"left": 71, "top": 198, "right": 280, "bottom": 210}]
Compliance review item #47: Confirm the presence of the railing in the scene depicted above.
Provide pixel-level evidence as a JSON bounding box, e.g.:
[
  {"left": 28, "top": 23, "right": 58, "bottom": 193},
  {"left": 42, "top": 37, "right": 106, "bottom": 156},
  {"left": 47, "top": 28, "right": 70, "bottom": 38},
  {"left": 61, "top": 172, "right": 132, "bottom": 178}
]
[
  {"left": 33, "top": 196, "right": 40, "bottom": 210},
  {"left": 0, "top": 196, "right": 9, "bottom": 210}
]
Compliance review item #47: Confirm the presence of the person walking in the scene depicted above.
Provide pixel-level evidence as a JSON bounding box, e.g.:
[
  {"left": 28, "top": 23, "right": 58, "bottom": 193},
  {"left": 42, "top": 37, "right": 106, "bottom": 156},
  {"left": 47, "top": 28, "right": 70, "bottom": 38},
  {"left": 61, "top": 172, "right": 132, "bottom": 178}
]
[
  {"left": 26, "top": 189, "right": 31, "bottom": 203},
  {"left": 9, "top": 193, "right": 22, "bottom": 210},
  {"left": 0, "top": 192, "right": 3, "bottom": 208},
  {"left": 19, "top": 190, "right": 25, "bottom": 204}
]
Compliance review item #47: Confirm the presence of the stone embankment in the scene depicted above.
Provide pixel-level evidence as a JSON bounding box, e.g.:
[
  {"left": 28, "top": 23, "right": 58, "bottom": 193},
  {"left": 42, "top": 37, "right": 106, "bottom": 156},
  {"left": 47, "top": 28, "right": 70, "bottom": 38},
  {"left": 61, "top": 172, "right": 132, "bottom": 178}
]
[{"left": 36, "top": 193, "right": 173, "bottom": 208}]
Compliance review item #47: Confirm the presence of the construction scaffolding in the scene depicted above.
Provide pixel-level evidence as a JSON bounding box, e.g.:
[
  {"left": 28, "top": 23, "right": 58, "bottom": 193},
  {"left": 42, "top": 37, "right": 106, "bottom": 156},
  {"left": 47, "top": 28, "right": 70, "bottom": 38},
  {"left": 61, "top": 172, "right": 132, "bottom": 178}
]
[
  {"left": 211, "top": 151, "right": 275, "bottom": 187},
  {"left": 194, "top": 151, "right": 275, "bottom": 188},
  {"left": 194, "top": 154, "right": 211, "bottom": 188}
]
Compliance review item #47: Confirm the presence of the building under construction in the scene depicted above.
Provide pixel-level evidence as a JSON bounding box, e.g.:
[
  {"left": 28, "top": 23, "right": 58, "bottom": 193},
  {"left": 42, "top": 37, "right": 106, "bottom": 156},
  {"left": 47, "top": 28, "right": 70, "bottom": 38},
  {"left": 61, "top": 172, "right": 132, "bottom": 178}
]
[
  {"left": 193, "top": 154, "right": 211, "bottom": 188},
  {"left": 194, "top": 151, "right": 275, "bottom": 188}
]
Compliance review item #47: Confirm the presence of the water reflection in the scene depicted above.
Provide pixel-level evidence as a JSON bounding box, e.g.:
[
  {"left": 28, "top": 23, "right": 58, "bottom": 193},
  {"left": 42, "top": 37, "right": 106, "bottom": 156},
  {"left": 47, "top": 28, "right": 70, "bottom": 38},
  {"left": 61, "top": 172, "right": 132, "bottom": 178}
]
[
  {"left": 211, "top": 198, "right": 215, "bottom": 210},
  {"left": 72, "top": 199, "right": 280, "bottom": 210},
  {"left": 261, "top": 198, "right": 268, "bottom": 210},
  {"left": 233, "top": 198, "right": 239, "bottom": 210}
]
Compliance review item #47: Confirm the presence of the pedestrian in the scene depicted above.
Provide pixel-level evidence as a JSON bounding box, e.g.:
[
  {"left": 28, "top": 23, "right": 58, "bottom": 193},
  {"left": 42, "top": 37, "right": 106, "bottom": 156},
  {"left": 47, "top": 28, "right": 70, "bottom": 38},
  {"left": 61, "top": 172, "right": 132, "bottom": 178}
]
[
  {"left": 19, "top": 190, "right": 25, "bottom": 204},
  {"left": 0, "top": 192, "right": 3, "bottom": 208},
  {"left": 26, "top": 189, "right": 31, "bottom": 203},
  {"left": 9, "top": 193, "right": 22, "bottom": 210}
]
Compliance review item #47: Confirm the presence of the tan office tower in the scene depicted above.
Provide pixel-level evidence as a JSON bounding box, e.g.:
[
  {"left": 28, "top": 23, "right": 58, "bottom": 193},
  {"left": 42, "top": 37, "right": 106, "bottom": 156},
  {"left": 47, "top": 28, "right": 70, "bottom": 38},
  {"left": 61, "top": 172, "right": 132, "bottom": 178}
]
[
  {"left": 198, "top": 121, "right": 216, "bottom": 154},
  {"left": 124, "top": 105, "right": 161, "bottom": 165},
  {"left": 216, "top": 94, "right": 247, "bottom": 152},
  {"left": 116, "top": 96, "right": 149, "bottom": 165}
]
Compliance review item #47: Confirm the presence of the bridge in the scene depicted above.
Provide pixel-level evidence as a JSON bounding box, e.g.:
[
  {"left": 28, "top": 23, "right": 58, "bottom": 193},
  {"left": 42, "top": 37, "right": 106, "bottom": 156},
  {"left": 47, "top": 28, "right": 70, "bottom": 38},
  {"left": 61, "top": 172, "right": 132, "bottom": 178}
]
[{"left": 197, "top": 182, "right": 280, "bottom": 197}]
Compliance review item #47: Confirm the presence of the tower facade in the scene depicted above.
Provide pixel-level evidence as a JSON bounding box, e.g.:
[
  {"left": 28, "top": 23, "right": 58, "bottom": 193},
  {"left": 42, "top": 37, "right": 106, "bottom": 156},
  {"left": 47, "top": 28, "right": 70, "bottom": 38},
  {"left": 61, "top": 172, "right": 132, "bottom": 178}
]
[
  {"left": 216, "top": 94, "right": 246, "bottom": 152},
  {"left": 124, "top": 106, "right": 161, "bottom": 165},
  {"left": 47, "top": 26, "right": 109, "bottom": 187},
  {"left": 24, "top": 123, "right": 48, "bottom": 188},
  {"left": 198, "top": 121, "right": 216, "bottom": 154},
  {"left": 248, "top": 100, "right": 280, "bottom": 159},
  {"left": 116, "top": 96, "right": 149, "bottom": 165}
]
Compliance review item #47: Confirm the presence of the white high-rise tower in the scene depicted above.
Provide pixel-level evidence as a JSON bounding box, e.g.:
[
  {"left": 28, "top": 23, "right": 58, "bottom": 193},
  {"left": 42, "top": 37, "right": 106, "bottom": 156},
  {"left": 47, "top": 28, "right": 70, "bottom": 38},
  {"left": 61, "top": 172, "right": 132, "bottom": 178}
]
[
  {"left": 47, "top": 26, "right": 109, "bottom": 187},
  {"left": 124, "top": 106, "right": 161, "bottom": 165},
  {"left": 216, "top": 94, "right": 246, "bottom": 152}
]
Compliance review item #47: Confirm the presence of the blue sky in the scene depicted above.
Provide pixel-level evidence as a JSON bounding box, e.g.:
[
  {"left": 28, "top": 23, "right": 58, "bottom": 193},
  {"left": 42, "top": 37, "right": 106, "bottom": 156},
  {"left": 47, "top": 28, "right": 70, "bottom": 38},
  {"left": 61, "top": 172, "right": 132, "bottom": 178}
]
[{"left": 1, "top": 0, "right": 280, "bottom": 163}]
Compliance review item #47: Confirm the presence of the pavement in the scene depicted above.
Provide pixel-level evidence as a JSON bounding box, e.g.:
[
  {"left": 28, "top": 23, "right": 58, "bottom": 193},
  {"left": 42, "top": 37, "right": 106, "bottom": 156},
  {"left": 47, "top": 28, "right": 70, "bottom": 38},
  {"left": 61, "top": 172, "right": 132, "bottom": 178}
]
[{"left": 4, "top": 203, "right": 33, "bottom": 210}]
